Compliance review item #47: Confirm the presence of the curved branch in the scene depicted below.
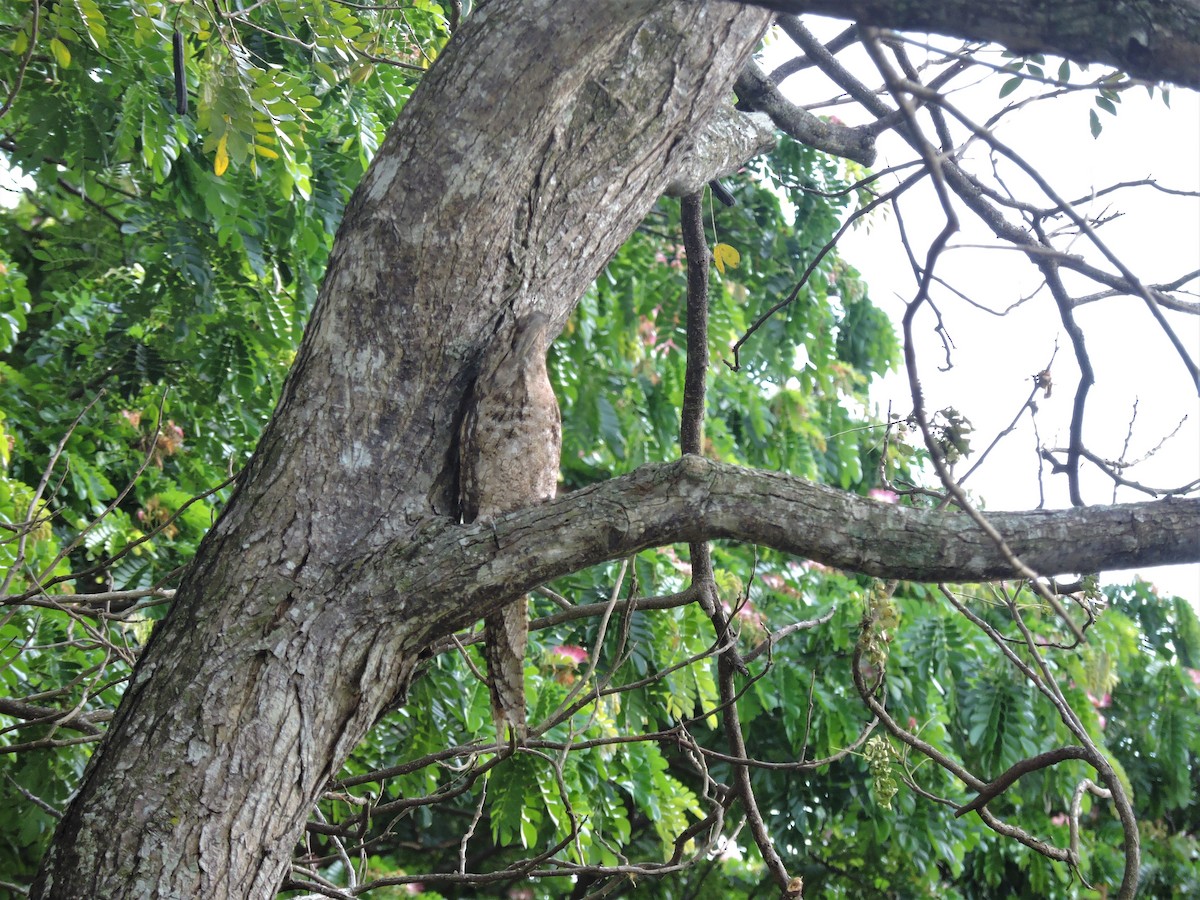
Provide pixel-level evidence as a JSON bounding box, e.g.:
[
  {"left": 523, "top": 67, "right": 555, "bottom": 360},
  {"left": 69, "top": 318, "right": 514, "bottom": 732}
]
[
  {"left": 367, "top": 457, "right": 1200, "bottom": 637},
  {"left": 954, "top": 746, "right": 1093, "bottom": 817},
  {"left": 664, "top": 107, "right": 777, "bottom": 197},
  {"left": 734, "top": 59, "right": 877, "bottom": 165}
]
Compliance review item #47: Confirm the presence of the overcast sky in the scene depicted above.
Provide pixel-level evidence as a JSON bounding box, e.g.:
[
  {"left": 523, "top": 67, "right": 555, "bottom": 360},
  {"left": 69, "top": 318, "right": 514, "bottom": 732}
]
[{"left": 765, "top": 22, "right": 1200, "bottom": 602}]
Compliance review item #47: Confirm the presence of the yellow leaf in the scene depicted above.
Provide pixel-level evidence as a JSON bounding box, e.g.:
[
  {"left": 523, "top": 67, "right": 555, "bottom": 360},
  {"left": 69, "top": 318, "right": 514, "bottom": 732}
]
[
  {"left": 251, "top": 143, "right": 279, "bottom": 160},
  {"left": 49, "top": 37, "right": 71, "bottom": 68},
  {"left": 712, "top": 243, "right": 740, "bottom": 274},
  {"left": 214, "top": 133, "right": 230, "bottom": 177},
  {"left": 12, "top": 30, "right": 28, "bottom": 55}
]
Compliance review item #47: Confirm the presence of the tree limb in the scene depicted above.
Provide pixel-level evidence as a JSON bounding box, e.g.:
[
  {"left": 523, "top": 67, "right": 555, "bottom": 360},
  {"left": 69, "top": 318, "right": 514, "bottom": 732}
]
[
  {"left": 743, "top": 0, "right": 1200, "bottom": 90},
  {"left": 733, "top": 59, "right": 877, "bottom": 165},
  {"left": 664, "top": 107, "right": 777, "bottom": 196},
  {"left": 368, "top": 457, "right": 1200, "bottom": 638}
]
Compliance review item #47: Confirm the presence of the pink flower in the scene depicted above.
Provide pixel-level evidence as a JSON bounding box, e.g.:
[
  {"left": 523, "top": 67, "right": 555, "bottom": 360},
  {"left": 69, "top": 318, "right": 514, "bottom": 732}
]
[
  {"left": 638, "top": 315, "right": 658, "bottom": 347},
  {"left": 735, "top": 603, "right": 765, "bottom": 631},
  {"left": 548, "top": 644, "right": 589, "bottom": 684},
  {"left": 868, "top": 488, "right": 898, "bottom": 504},
  {"left": 550, "top": 644, "right": 588, "bottom": 665}
]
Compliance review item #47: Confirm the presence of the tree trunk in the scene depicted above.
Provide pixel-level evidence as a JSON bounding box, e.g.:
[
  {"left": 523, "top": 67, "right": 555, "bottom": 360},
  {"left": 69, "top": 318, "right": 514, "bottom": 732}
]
[
  {"left": 31, "top": 2, "right": 773, "bottom": 896},
  {"left": 30, "top": 0, "right": 1200, "bottom": 896}
]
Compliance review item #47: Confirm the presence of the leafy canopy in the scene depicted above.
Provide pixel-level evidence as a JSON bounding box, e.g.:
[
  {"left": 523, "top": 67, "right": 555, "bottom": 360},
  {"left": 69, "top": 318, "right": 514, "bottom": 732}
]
[{"left": 0, "top": 3, "right": 1196, "bottom": 898}]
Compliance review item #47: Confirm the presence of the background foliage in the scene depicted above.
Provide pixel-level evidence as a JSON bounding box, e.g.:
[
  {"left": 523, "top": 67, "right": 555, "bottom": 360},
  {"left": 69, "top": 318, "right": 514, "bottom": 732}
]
[{"left": 0, "top": 2, "right": 1195, "bottom": 897}]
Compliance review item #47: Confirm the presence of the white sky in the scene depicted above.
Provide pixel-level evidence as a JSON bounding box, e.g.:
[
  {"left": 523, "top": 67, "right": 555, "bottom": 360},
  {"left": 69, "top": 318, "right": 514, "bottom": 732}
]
[{"left": 766, "top": 21, "right": 1200, "bottom": 602}]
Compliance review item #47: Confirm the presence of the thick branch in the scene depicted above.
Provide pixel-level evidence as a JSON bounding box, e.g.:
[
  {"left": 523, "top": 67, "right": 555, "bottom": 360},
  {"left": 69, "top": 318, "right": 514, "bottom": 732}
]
[
  {"left": 746, "top": 0, "right": 1200, "bottom": 90},
  {"left": 371, "top": 457, "right": 1200, "bottom": 637},
  {"left": 734, "top": 59, "right": 877, "bottom": 165},
  {"left": 665, "top": 107, "right": 778, "bottom": 196}
]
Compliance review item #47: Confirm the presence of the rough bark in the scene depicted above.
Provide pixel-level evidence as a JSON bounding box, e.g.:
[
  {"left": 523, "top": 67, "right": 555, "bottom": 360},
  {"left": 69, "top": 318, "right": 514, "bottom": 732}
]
[
  {"left": 356, "top": 458, "right": 1200, "bottom": 640},
  {"left": 30, "top": 0, "right": 1200, "bottom": 896},
  {"left": 754, "top": 0, "right": 1200, "bottom": 90},
  {"left": 32, "top": 1, "right": 774, "bottom": 896}
]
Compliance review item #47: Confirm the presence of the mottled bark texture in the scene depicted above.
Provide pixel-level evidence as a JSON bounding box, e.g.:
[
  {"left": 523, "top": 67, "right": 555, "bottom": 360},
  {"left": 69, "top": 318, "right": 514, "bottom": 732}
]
[
  {"left": 459, "top": 313, "right": 562, "bottom": 742},
  {"left": 364, "top": 459, "right": 1200, "bottom": 634},
  {"left": 31, "top": 0, "right": 1200, "bottom": 897},
  {"left": 32, "top": 2, "right": 773, "bottom": 897}
]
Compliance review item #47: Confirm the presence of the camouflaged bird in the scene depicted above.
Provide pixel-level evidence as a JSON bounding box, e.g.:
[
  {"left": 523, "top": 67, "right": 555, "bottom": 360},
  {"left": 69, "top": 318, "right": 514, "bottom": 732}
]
[{"left": 459, "top": 312, "right": 560, "bottom": 743}]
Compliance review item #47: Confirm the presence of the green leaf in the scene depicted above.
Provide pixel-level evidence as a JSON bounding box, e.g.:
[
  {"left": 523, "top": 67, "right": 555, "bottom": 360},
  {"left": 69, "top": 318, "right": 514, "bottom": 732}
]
[
  {"left": 998, "top": 76, "right": 1022, "bottom": 98},
  {"left": 49, "top": 37, "right": 71, "bottom": 68},
  {"left": 77, "top": 0, "right": 109, "bottom": 48},
  {"left": 596, "top": 394, "right": 626, "bottom": 461},
  {"left": 488, "top": 757, "right": 542, "bottom": 848}
]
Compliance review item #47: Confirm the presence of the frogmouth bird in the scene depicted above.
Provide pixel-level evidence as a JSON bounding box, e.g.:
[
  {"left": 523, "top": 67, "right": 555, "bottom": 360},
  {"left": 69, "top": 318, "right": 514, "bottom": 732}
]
[{"left": 459, "top": 312, "right": 560, "bottom": 743}]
